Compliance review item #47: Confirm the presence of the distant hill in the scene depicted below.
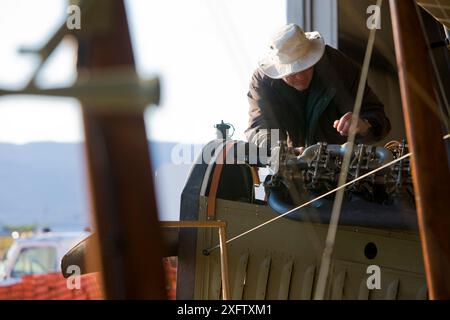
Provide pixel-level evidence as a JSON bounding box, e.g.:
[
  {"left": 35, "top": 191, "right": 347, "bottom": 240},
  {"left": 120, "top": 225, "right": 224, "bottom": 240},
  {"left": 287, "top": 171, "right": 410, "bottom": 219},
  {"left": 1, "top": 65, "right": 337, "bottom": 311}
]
[{"left": 0, "top": 141, "right": 195, "bottom": 231}]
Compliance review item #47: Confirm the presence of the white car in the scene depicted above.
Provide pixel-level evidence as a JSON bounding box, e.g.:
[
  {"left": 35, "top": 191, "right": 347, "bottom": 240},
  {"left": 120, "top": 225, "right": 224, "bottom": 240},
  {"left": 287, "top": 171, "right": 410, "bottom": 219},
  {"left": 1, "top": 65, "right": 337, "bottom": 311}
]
[{"left": 0, "top": 231, "right": 89, "bottom": 285}]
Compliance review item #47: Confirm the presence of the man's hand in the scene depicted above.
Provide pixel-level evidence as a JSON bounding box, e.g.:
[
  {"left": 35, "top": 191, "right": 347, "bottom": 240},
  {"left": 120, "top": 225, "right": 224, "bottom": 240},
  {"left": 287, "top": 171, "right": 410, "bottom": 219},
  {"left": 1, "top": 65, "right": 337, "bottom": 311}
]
[
  {"left": 289, "top": 147, "right": 305, "bottom": 156},
  {"left": 294, "top": 147, "right": 305, "bottom": 156},
  {"left": 333, "top": 112, "right": 372, "bottom": 137}
]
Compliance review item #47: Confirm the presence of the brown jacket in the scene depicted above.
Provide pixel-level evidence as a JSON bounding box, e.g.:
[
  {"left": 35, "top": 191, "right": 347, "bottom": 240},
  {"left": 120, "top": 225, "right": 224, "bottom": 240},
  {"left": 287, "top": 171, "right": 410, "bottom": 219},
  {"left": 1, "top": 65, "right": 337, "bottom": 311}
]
[{"left": 246, "top": 45, "right": 391, "bottom": 148}]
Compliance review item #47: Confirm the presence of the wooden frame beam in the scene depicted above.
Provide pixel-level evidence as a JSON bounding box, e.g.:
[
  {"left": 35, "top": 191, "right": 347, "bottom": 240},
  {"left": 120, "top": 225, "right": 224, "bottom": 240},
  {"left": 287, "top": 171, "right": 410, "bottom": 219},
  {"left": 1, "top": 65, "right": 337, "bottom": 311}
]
[
  {"left": 390, "top": 0, "right": 450, "bottom": 299},
  {"left": 78, "top": 0, "right": 167, "bottom": 299}
]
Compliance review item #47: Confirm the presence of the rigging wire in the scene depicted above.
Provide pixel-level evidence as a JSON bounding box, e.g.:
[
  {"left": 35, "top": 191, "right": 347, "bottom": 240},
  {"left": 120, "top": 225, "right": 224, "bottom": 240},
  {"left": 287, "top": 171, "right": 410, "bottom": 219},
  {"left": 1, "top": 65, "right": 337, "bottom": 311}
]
[
  {"left": 313, "top": 0, "right": 383, "bottom": 300},
  {"left": 205, "top": 134, "right": 449, "bottom": 254},
  {"left": 205, "top": 151, "right": 411, "bottom": 253},
  {"left": 415, "top": 1, "right": 450, "bottom": 131}
]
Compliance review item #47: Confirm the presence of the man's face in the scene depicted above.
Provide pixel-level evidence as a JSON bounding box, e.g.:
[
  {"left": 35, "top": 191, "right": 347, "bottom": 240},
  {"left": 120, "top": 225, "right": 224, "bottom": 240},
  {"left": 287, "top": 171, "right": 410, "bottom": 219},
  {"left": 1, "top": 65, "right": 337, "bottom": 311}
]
[{"left": 282, "top": 67, "right": 314, "bottom": 91}]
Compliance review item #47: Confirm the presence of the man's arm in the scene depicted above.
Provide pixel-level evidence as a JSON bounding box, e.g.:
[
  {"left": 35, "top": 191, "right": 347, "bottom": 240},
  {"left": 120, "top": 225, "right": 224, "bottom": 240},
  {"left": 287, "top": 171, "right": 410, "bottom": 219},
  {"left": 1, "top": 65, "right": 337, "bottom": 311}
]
[
  {"left": 333, "top": 52, "right": 391, "bottom": 143},
  {"left": 333, "top": 86, "right": 391, "bottom": 143},
  {"left": 245, "top": 70, "right": 286, "bottom": 148}
]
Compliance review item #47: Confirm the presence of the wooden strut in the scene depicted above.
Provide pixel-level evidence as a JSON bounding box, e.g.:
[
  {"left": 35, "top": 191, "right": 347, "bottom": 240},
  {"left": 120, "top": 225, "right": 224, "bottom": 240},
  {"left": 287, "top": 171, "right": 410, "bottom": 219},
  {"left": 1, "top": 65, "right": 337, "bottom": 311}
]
[
  {"left": 390, "top": 0, "right": 450, "bottom": 299},
  {"left": 78, "top": 1, "right": 167, "bottom": 299},
  {"left": 161, "top": 221, "right": 230, "bottom": 300}
]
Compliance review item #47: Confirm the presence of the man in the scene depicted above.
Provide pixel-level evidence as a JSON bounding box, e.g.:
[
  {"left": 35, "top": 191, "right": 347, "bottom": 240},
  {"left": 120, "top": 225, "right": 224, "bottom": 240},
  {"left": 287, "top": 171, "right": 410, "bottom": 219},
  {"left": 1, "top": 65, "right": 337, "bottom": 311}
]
[{"left": 246, "top": 24, "right": 391, "bottom": 152}]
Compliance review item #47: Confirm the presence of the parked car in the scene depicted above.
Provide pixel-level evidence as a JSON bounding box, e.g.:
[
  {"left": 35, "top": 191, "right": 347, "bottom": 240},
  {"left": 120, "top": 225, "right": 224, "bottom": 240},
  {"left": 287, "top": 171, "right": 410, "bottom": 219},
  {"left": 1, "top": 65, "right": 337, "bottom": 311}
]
[{"left": 0, "top": 231, "right": 89, "bottom": 285}]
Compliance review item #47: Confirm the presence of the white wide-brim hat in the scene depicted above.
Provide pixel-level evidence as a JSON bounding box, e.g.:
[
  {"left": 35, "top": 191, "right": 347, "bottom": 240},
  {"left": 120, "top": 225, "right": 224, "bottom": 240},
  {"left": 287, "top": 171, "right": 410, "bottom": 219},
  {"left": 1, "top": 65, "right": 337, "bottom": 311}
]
[{"left": 258, "top": 24, "right": 326, "bottom": 79}]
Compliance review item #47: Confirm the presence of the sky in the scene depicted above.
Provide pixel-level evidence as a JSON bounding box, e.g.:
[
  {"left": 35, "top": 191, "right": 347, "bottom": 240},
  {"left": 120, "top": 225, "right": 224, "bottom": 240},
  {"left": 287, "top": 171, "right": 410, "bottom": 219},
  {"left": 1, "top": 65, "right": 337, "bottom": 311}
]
[{"left": 0, "top": 0, "right": 287, "bottom": 144}]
